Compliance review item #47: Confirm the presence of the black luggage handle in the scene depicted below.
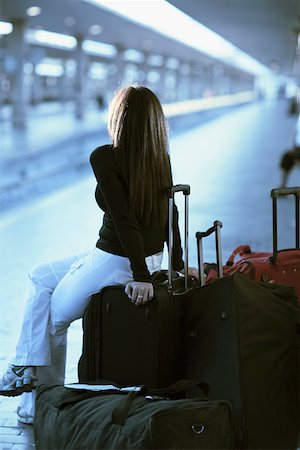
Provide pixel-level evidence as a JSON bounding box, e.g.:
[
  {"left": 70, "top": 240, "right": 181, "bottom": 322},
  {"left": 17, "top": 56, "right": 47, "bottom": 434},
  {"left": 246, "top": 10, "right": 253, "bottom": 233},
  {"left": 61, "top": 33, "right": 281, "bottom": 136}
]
[
  {"left": 271, "top": 187, "right": 300, "bottom": 198},
  {"left": 168, "top": 185, "right": 191, "bottom": 196},
  {"left": 167, "top": 184, "right": 190, "bottom": 291},
  {"left": 196, "top": 220, "right": 223, "bottom": 286},
  {"left": 271, "top": 187, "right": 300, "bottom": 262}
]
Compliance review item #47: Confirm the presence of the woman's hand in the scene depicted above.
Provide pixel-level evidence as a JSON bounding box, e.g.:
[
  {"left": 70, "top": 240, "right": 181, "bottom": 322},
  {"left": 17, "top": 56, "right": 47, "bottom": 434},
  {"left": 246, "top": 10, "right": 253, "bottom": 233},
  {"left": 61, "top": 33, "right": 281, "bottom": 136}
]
[{"left": 125, "top": 281, "right": 154, "bottom": 306}]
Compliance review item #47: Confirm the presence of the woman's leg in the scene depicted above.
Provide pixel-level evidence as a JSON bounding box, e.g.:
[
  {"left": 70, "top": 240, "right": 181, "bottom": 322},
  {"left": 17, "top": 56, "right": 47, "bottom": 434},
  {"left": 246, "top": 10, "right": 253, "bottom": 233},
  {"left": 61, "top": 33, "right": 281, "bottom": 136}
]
[
  {"left": 11, "top": 248, "right": 162, "bottom": 371},
  {"left": 47, "top": 249, "right": 163, "bottom": 384},
  {"left": 1, "top": 251, "right": 88, "bottom": 421},
  {"left": 49, "top": 249, "right": 133, "bottom": 335},
  {"left": 11, "top": 248, "right": 162, "bottom": 422},
  {"left": 17, "top": 391, "right": 36, "bottom": 424},
  {"left": 12, "top": 252, "right": 87, "bottom": 367},
  {"left": 49, "top": 249, "right": 163, "bottom": 335}
]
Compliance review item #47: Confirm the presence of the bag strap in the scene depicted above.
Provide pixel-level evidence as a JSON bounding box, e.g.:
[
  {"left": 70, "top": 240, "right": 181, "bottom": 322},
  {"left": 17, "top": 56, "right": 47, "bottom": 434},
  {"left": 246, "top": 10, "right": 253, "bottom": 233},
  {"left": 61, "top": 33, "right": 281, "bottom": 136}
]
[
  {"left": 56, "top": 390, "right": 107, "bottom": 408},
  {"left": 111, "top": 390, "right": 139, "bottom": 426},
  {"left": 146, "top": 379, "right": 208, "bottom": 397},
  {"left": 55, "top": 379, "right": 130, "bottom": 408},
  {"left": 57, "top": 379, "right": 208, "bottom": 425},
  {"left": 226, "top": 245, "right": 252, "bottom": 266},
  {"left": 112, "top": 379, "right": 208, "bottom": 426},
  {"left": 150, "top": 269, "right": 180, "bottom": 284},
  {"left": 55, "top": 379, "right": 209, "bottom": 425}
]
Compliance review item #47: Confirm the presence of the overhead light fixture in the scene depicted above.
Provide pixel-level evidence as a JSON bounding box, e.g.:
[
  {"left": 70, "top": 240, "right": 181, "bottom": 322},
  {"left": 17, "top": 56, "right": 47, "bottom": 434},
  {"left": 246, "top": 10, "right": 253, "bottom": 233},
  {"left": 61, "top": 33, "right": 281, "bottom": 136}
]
[
  {"left": 165, "top": 57, "right": 179, "bottom": 70},
  {"left": 24, "top": 62, "right": 34, "bottom": 74},
  {"left": 35, "top": 58, "right": 64, "bottom": 77},
  {"left": 26, "top": 29, "right": 77, "bottom": 49},
  {"left": 147, "top": 54, "right": 164, "bottom": 67},
  {"left": 83, "top": 0, "right": 272, "bottom": 77},
  {"left": 26, "top": 6, "right": 42, "bottom": 17},
  {"left": 89, "top": 62, "right": 107, "bottom": 79},
  {"left": 147, "top": 70, "right": 160, "bottom": 83},
  {"left": 122, "top": 48, "right": 144, "bottom": 63},
  {"left": 83, "top": 39, "right": 117, "bottom": 57},
  {"left": 35, "top": 63, "right": 64, "bottom": 77},
  {"left": 89, "top": 24, "right": 103, "bottom": 35},
  {"left": 0, "top": 21, "right": 13, "bottom": 35},
  {"left": 65, "top": 59, "right": 76, "bottom": 77},
  {"left": 64, "top": 16, "right": 76, "bottom": 27}
]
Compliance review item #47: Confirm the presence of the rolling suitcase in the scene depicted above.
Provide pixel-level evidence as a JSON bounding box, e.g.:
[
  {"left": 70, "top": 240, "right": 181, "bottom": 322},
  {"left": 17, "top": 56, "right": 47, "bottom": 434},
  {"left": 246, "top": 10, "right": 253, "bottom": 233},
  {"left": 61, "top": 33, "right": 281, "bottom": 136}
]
[
  {"left": 205, "top": 187, "right": 300, "bottom": 305},
  {"left": 184, "top": 221, "right": 299, "bottom": 449},
  {"left": 78, "top": 185, "right": 192, "bottom": 388}
]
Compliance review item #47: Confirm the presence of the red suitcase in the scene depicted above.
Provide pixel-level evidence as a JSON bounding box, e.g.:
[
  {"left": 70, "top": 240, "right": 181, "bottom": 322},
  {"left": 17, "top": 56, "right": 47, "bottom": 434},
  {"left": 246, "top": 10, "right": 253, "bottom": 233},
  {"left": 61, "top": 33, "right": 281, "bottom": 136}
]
[{"left": 205, "top": 187, "right": 300, "bottom": 304}]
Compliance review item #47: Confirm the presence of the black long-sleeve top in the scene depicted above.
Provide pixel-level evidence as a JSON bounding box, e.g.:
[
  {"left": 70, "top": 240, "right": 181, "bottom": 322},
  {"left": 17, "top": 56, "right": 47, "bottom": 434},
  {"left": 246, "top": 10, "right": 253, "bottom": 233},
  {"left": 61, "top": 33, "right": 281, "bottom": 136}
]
[{"left": 90, "top": 145, "right": 184, "bottom": 282}]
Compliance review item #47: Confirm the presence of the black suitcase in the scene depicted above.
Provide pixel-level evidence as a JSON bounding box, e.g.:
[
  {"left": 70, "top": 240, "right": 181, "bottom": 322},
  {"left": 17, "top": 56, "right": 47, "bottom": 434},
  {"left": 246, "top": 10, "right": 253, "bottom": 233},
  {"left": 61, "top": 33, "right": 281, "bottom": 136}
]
[
  {"left": 78, "top": 185, "right": 192, "bottom": 388},
  {"left": 184, "top": 221, "right": 300, "bottom": 449}
]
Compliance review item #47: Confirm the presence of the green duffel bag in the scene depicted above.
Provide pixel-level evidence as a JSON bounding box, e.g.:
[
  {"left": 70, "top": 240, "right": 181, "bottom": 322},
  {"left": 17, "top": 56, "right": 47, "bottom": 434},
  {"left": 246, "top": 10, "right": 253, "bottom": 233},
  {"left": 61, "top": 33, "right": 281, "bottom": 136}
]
[{"left": 34, "top": 380, "right": 239, "bottom": 449}]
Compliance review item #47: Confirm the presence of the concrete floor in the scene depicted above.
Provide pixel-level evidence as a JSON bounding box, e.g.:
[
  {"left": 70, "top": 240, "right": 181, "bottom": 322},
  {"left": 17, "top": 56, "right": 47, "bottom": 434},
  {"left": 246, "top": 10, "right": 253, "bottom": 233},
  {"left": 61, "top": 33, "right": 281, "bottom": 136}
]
[{"left": 0, "top": 97, "right": 299, "bottom": 448}]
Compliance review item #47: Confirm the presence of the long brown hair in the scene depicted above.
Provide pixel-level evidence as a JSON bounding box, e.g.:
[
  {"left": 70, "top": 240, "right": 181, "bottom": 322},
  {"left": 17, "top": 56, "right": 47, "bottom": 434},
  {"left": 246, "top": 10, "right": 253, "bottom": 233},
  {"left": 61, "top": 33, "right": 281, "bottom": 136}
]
[{"left": 108, "top": 85, "right": 171, "bottom": 227}]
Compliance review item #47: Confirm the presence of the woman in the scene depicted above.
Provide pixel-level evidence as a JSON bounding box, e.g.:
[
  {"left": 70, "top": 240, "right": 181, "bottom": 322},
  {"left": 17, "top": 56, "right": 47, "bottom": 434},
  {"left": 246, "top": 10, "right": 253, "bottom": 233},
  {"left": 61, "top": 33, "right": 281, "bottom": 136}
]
[{"left": 0, "top": 85, "right": 196, "bottom": 423}]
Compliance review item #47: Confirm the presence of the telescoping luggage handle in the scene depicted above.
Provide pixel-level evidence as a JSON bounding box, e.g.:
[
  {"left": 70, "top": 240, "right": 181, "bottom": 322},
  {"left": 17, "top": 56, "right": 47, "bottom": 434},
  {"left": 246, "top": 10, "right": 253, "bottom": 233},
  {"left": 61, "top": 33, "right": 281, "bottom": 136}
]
[
  {"left": 271, "top": 187, "right": 300, "bottom": 262},
  {"left": 196, "top": 220, "right": 223, "bottom": 286},
  {"left": 168, "top": 184, "right": 190, "bottom": 290}
]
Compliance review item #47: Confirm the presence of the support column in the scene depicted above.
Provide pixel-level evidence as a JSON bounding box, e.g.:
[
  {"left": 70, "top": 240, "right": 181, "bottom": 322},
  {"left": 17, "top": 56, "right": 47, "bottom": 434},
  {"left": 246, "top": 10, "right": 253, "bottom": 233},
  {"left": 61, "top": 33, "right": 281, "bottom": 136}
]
[
  {"left": 155, "top": 57, "right": 167, "bottom": 100},
  {"left": 189, "top": 65, "right": 203, "bottom": 98},
  {"left": 178, "top": 63, "right": 191, "bottom": 100},
  {"left": 142, "top": 52, "right": 164, "bottom": 97},
  {"left": 202, "top": 65, "right": 214, "bottom": 97},
  {"left": 106, "top": 45, "right": 126, "bottom": 98},
  {"left": 30, "top": 47, "right": 46, "bottom": 106},
  {"left": 74, "top": 34, "right": 87, "bottom": 120},
  {"left": 114, "top": 45, "right": 126, "bottom": 89},
  {"left": 138, "top": 51, "right": 149, "bottom": 86},
  {"left": 220, "top": 67, "right": 230, "bottom": 95},
  {"left": 60, "top": 60, "right": 69, "bottom": 106},
  {"left": 9, "top": 19, "right": 27, "bottom": 129},
  {"left": 212, "top": 64, "right": 224, "bottom": 95},
  {"left": 163, "top": 57, "right": 180, "bottom": 102}
]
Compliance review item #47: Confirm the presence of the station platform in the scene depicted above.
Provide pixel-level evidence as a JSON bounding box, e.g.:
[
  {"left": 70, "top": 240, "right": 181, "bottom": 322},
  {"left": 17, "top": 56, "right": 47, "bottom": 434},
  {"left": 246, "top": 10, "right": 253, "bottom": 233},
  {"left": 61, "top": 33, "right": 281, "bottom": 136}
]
[
  {"left": 0, "top": 96, "right": 299, "bottom": 449},
  {"left": 0, "top": 102, "right": 106, "bottom": 158},
  {"left": 0, "top": 93, "right": 253, "bottom": 213},
  {"left": 0, "top": 102, "right": 109, "bottom": 213}
]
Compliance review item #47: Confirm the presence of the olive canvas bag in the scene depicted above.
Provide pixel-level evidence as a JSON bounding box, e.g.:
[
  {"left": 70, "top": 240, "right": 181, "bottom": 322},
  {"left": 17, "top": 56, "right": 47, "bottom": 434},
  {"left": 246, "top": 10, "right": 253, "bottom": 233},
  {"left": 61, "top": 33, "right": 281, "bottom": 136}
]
[{"left": 34, "top": 380, "right": 238, "bottom": 449}]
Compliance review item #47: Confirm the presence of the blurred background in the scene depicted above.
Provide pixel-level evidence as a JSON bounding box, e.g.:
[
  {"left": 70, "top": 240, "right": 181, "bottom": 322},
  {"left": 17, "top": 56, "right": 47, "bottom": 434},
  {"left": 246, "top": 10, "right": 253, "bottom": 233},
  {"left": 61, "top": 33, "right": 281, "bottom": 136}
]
[
  {"left": 0, "top": 0, "right": 300, "bottom": 421},
  {"left": 1, "top": 0, "right": 300, "bottom": 125}
]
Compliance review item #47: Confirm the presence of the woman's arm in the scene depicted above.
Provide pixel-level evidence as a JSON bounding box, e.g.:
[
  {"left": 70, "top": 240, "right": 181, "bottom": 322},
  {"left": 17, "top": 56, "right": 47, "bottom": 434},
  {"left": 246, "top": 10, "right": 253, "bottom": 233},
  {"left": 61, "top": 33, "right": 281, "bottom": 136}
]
[{"left": 90, "top": 148, "right": 151, "bottom": 283}]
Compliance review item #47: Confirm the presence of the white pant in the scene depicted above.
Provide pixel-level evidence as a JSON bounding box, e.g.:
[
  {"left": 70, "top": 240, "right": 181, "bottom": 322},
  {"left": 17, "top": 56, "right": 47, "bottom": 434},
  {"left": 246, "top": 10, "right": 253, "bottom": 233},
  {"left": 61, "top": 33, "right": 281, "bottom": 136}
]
[
  {"left": 12, "top": 247, "right": 162, "bottom": 385},
  {"left": 14, "top": 247, "right": 162, "bottom": 420}
]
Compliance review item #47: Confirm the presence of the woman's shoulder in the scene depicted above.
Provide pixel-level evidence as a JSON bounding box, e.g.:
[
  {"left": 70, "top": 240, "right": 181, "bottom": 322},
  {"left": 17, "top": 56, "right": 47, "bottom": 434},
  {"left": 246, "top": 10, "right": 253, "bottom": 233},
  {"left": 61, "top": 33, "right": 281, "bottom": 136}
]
[
  {"left": 90, "top": 144, "right": 120, "bottom": 178},
  {"left": 90, "top": 144, "right": 112, "bottom": 162}
]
